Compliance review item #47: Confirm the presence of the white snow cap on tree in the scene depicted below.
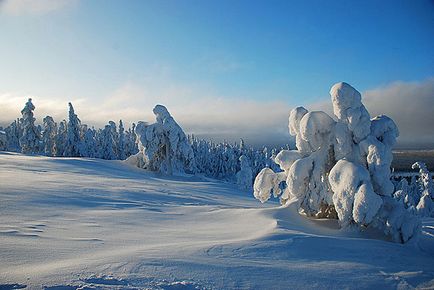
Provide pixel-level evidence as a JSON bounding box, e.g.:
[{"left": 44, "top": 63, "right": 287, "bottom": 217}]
[
  {"left": 126, "top": 105, "right": 196, "bottom": 175},
  {"left": 236, "top": 155, "right": 253, "bottom": 190},
  {"left": 253, "top": 82, "right": 421, "bottom": 243},
  {"left": 20, "top": 98, "right": 40, "bottom": 154}
]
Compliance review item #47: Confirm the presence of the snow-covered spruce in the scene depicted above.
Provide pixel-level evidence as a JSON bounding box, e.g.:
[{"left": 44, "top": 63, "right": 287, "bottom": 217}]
[
  {"left": 412, "top": 162, "right": 434, "bottom": 217},
  {"left": 236, "top": 155, "right": 253, "bottom": 189},
  {"left": 64, "top": 102, "right": 82, "bottom": 157},
  {"left": 253, "top": 82, "right": 421, "bottom": 243},
  {"left": 42, "top": 116, "right": 57, "bottom": 157},
  {"left": 126, "top": 105, "right": 196, "bottom": 175},
  {"left": 19, "top": 98, "right": 41, "bottom": 154}
]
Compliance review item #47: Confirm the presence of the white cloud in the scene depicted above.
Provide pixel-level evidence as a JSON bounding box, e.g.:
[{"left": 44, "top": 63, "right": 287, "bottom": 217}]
[
  {"left": 0, "top": 78, "right": 292, "bottom": 147},
  {"left": 309, "top": 78, "right": 434, "bottom": 148},
  {"left": 0, "top": 0, "right": 77, "bottom": 16},
  {"left": 2, "top": 76, "right": 432, "bottom": 148}
]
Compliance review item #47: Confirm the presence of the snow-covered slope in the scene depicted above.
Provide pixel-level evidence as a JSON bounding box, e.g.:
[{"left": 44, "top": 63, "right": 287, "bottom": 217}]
[{"left": 0, "top": 152, "right": 433, "bottom": 289}]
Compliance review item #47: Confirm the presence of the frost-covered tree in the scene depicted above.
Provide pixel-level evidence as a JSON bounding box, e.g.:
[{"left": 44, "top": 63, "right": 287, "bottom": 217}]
[
  {"left": 19, "top": 98, "right": 40, "bottom": 154},
  {"left": 0, "top": 130, "right": 6, "bottom": 150},
  {"left": 237, "top": 155, "right": 253, "bottom": 189},
  {"left": 55, "top": 120, "right": 67, "bottom": 157},
  {"left": 412, "top": 162, "right": 434, "bottom": 217},
  {"left": 79, "top": 128, "right": 97, "bottom": 158},
  {"left": 5, "top": 119, "right": 22, "bottom": 152},
  {"left": 118, "top": 120, "right": 126, "bottom": 160},
  {"left": 127, "top": 105, "right": 196, "bottom": 174},
  {"left": 253, "top": 82, "right": 421, "bottom": 243},
  {"left": 100, "top": 124, "right": 117, "bottom": 160},
  {"left": 64, "top": 102, "right": 82, "bottom": 157},
  {"left": 42, "top": 116, "right": 57, "bottom": 156}
]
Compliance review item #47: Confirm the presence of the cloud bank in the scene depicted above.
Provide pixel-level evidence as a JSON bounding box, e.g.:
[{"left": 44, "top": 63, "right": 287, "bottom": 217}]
[
  {"left": 1, "top": 78, "right": 433, "bottom": 148},
  {"left": 310, "top": 78, "right": 434, "bottom": 149}
]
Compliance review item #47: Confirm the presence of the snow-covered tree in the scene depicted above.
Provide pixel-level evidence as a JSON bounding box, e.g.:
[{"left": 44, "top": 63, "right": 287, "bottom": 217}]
[
  {"left": 0, "top": 130, "right": 6, "bottom": 151},
  {"left": 253, "top": 82, "right": 421, "bottom": 243},
  {"left": 5, "top": 119, "right": 22, "bottom": 152},
  {"left": 19, "top": 98, "right": 40, "bottom": 154},
  {"left": 64, "top": 102, "right": 82, "bottom": 157},
  {"left": 100, "top": 124, "right": 117, "bottom": 160},
  {"left": 79, "top": 128, "right": 97, "bottom": 158},
  {"left": 42, "top": 116, "right": 57, "bottom": 156},
  {"left": 55, "top": 120, "right": 67, "bottom": 157},
  {"left": 237, "top": 155, "right": 253, "bottom": 189},
  {"left": 118, "top": 120, "right": 126, "bottom": 160},
  {"left": 412, "top": 162, "right": 434, "bottom": 217},
  {"left": 127, "top": 105, "right": 196, "bottom": 174}
]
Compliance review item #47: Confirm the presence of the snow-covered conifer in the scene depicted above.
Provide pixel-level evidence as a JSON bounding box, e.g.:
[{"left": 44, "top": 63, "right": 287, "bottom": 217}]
[
  {"left": 236, "top": 155, "right": 253, "bottom": 189},
  {"left": 100, "top": 124, "right": 117, "bottom": 160},
  {"left": 42, "top": 116, "right": 57, "bottom": 156},
  {"left": 64, "top": 103, "right": 82, "bottom": 157},
  {"left": 79, "top": 128, "right": 97, "bottom": 158},
  {"left": 19, "top": 98, "right": 40, "bottom": 154},
  {"left": 126, "top": 105, "right": 196, "bottom": 174},
  {"left": 118, "top": 120, "right": 126, "bottom": 160},
  {"left": 253, "top": 82, "right": 421, "bottom": 243},
  {"left": 55, "top": 120, "right": 67, "bottom": 157}
]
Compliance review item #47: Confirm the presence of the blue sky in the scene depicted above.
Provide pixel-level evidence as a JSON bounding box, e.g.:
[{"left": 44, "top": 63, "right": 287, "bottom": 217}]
[{"left": 0, "top": 0, "right": 433, "bottom": 147}]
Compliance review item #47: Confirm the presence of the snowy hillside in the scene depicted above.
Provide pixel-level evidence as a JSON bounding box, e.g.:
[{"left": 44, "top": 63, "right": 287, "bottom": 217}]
[{"left": 1, "top": 152, "right": 434, "bottom": 289}]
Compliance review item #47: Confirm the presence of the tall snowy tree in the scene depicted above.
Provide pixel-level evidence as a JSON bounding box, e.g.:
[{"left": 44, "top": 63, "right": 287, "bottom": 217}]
[
  {"left": 100, "top": 124, "right": 117, "bottom": 160},
  {"left": 55, "top": 120, "right": 67, "bottom": 157},
  {"left": 64, "top": 102, "right": 82, "bottom": 157},
  {"left": 5, "top": 119, "right": 22, "bottom": 152},
  {"left": 79, "top": 128, "right": 97, "bottom": 158},
  {"left": 42, "top": 116, "right": 57, "bottom": 156},
  {"left": 19, "top": 98, "right": 40, "bottom": 154},
  {"left": 118, "top": 120, "right": 126, "bottom": 160}
]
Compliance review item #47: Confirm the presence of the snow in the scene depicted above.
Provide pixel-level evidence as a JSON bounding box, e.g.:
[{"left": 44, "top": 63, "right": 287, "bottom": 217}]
[
  {"left": 254, "top": 82, "right": 421, "bottom": 242},
  {"left": 329, "top": 159, "right": 382, "bottom": 226},
  {"left": 236, "top": 155, "right": 253, "bottom": 190},
  {"left": 1, "top": 152, "right": 434, "bottom": 289},
  {"left": 130, "top": 105, "right": 196, "bottom": 175}
]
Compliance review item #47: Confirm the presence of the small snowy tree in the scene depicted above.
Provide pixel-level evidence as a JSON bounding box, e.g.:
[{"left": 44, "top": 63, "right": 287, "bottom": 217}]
[
  {"left": 55, "top": 120, "right": 67, "bottom": 157},
  {"left": 64, "top": 102, "right": 82, "bottom": 157},
  {"left": 42, "top": 116, "right": 57, "bottom": 156},
  {"left": 5, "top": 119, "right": 22, "bottom": 152},
  {"left": 0, "top": 130, "right": 6, "bottom": 150},
  {"left": 100, "top": 124, "right": 117, "bottom": 160},
  {"left": 126, "top": 105, "right": 196, "bottom": 174},
  {"left": 412, "top": 162, "right": 434, "bottom": 217},
  {"left": 118, "top": 120, "right": 126, "bottom": 160},
  {"left": 236, "top": 155, "right": 253, "bottom": 189},
  {"left": 19, "top": 98, "right": 40, "bottom": 154},
  {"left": 253, "top": 82, "right": 421, "bottom": 243},
  {"left": 79, "top": 128, "right": 97, "bottom": 158}
]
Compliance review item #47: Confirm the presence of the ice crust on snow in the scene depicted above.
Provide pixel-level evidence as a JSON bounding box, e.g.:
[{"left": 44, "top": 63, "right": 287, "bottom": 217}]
[{"left": 253, "top": 82, "right": 421, "bottom": 242}]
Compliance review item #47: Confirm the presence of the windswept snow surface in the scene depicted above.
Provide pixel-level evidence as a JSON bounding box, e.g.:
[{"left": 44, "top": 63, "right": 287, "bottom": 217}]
[{"left": 0, "top": 152, "right": 433, "bottom": 289}]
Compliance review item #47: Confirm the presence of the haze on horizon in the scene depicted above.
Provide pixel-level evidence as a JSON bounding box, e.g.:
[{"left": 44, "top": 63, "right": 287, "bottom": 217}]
[{"left": 0, "top": 0, "right": 433, "bottom": 149}]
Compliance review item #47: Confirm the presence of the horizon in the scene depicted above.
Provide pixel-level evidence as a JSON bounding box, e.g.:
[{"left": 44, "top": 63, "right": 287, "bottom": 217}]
[{"left": 0, "top": 0, "right": 433, "bottom": 148}]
